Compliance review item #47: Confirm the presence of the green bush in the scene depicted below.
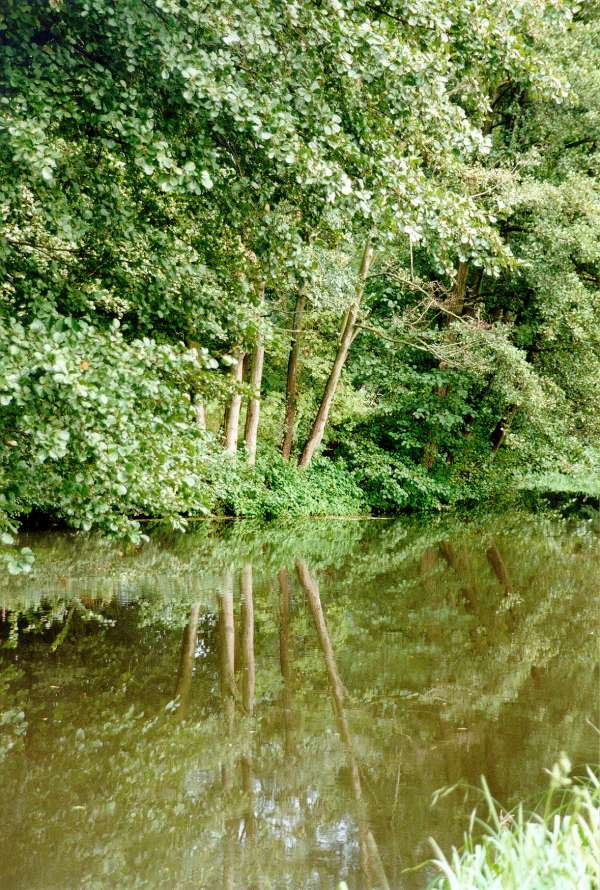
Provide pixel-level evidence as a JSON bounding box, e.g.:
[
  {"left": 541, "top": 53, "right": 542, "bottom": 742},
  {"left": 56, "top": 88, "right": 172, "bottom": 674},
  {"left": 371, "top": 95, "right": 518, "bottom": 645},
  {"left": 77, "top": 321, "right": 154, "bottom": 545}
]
[
  {"left": 0, "top": 315, "right": 215, "bottom": 541},
  {"left": 210, "top": 448, "right": 366, "bottom": 519},
  {"left": 341, "top": 438, "right": 455, "bottom": 513}
]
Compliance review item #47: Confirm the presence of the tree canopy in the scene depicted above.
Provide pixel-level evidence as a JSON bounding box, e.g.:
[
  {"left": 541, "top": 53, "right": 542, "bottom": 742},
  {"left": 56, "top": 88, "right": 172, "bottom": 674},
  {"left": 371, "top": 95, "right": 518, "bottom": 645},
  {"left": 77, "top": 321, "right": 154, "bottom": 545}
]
[{"left": 1, "top": 0, "right": 599, "bottom": 559}]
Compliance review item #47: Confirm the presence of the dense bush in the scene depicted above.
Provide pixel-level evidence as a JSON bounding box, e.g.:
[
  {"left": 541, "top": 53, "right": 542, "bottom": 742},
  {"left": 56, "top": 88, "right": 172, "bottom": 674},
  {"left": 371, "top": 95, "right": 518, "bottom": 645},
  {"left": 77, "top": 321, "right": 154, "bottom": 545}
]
[
  {"left": 210, "top": 448, "right": 366, "bottom": 519},
  {"left": 0, "top": 315, "right": 215, "bottom": 541}
]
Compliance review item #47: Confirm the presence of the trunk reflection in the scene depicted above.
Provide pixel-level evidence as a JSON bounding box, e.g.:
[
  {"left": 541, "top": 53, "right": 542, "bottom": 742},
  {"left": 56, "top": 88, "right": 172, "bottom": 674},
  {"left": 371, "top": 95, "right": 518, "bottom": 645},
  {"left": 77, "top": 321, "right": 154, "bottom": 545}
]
[
  {"left": 278, "top": 567, "right": 295, "bottom": 759},
  {"left": 297, "top": 559, "right": 391, "bottom": 890},
  {"left": 174, "top": 603, "right": 201, "bottom": 719}
]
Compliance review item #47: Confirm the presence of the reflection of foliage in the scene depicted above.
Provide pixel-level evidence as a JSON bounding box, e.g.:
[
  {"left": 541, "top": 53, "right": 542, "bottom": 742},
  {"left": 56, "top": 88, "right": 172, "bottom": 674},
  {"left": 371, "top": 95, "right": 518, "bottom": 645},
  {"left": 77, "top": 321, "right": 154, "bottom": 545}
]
[
  {"left": 0, "top": 515, "right": 598, "bottom": 888},
  {"left": 0, "top": 518, "right": 366, "bottom": 615},
  {"left": 0, "top": 665, "right": 27, "bottom": 762}
]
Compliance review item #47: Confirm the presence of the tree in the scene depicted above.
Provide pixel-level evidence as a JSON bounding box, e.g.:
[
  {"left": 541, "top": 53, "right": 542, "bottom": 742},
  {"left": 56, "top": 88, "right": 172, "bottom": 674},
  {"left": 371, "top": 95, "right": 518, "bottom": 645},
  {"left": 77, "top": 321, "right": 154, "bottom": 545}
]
[
  {"left": 298, "top": 241, "right": 374, "bottom": 467},
  {"left": 1, "top": 0, "right": 597, "bottom": 537}
]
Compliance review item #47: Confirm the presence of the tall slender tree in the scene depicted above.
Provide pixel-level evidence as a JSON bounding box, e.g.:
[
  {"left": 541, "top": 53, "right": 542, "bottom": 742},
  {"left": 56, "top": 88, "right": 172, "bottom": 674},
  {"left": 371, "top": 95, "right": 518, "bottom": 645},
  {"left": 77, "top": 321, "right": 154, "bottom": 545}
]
[{"left": 299, "top": 242, "right": 374, "bottom": 468}]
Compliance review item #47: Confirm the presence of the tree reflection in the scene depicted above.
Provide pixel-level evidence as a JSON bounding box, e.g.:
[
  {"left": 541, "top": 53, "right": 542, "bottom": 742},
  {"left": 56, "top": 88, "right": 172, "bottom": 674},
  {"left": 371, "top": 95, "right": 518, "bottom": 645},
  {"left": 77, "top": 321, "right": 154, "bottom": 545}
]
[
  {"left": 218, "top": 567, "right": 237, "bottom": 890},
  {"left": 1, "top": 515, "right": 598, "bottom": 890},
  {"left": 174, "top": 603, "right": 202, "bottom": 719},
  {"left": 240, "top": 562, "right": 257, "bottom": 845},
  {"left": 216, "top": 563, "right": 261, "bottom": 887},
  {"left": 278, "top": 567, "right": 295, "bottom": 759},
  {"left": 297, "top": 559, "right": 391, "bottom": 890},
  {"left": 486, "top": 542, "right": 514, "bottom": 596},
  {"left": 439, "top": 542, "right": 478, "bottom": 612}
]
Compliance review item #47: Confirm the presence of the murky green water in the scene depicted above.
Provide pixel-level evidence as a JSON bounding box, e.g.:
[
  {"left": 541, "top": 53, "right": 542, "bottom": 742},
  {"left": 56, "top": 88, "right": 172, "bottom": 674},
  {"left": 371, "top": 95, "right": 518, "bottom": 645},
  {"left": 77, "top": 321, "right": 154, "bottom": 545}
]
[{"left": 1, "top": 514, "right": 598, "bottom": 889}]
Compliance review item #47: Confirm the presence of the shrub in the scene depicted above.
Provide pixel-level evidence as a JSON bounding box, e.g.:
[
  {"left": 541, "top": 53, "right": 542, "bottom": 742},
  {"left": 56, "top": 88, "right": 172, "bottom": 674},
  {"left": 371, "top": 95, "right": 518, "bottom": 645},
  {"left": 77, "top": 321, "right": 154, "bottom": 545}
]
[
  {"left": 210, "top": 448, "right": 366, "bottom": 519},
  {"left": 0, "top": 315, "right": 214, "bottom": 541}
]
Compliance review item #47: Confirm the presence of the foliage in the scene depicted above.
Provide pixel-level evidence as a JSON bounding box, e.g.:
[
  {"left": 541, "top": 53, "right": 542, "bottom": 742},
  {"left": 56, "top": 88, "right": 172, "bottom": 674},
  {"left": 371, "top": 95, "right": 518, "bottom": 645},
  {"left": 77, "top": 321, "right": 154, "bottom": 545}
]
[
  {"left": 211, "top": 448, "right": 366, "bottom": 519},
  {"left": 428, "top": 765, "right": 600, "bottom": 890},
  {"left": 0, "top": 0, "right": 599, "bottom": 549},
  {"left": 0, "top": 665, "right": 27, "bottom": 762},
  {"left": 340, "top": 437, "right": 457, "bottom": 513},
  {"left": 0, "top": 315, "right": 215, "bottom": 539}
]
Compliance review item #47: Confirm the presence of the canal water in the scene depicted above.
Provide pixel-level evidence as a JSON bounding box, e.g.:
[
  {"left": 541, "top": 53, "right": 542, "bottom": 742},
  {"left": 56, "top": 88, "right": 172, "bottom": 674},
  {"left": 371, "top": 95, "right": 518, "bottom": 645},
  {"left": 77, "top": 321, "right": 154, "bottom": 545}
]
[{"left": 1, "top": 514, "right": 598, "bottom": 889}]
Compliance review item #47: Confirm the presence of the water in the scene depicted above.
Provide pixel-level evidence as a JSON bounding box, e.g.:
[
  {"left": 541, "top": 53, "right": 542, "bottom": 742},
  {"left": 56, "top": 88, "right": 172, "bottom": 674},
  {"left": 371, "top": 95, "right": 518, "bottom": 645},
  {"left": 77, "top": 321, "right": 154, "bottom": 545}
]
[{"left": 1, "top": 514, "right": 598, "bottom": 889}]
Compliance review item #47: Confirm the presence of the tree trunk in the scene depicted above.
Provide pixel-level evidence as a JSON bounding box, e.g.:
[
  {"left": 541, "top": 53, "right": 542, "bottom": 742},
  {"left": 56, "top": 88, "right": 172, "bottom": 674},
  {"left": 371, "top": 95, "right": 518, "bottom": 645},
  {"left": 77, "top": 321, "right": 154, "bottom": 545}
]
[
  {"left": 193, "top": 397, "right": 206, "bottom": 431},
  {"left": 186, "top": 339, "right": 207, "bottom": 433},
  {"left": 244, "top": 284, "right": 266, "bottom": 465},
  {"left": 223, "top": 352, "right": 246, "bottom": 453},
  {"left": 281, "top": 288, "right": 307, "bottom": 459},
  {"left": 491, "top": 404, "right": 517, "bottom": 454},
  {"left": 447, "top": 260, "right": 469, "bottom": 317},
  {"left": 422, "top": 261, "right": 470, "bottom": 468},
  {"left": 463, "top": 267, "right": 483, "bottom": 317},
  {"left": 298, "top": 241, "right": 373, "bottom": 469}
]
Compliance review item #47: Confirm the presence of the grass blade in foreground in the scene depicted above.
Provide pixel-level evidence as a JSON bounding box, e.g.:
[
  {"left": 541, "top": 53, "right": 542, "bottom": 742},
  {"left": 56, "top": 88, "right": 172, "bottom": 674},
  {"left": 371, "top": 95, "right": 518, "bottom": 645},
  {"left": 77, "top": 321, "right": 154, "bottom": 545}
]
[{"left": 428, "top": 763, "right": 600, "bottom": 890}]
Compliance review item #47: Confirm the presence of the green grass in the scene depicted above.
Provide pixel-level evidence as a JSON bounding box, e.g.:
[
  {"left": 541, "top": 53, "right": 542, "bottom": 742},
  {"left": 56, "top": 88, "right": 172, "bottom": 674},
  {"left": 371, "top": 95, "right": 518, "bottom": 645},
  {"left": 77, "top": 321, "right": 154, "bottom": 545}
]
[{"left": 428, "top": 760, "right": 600, "bottom": 890}]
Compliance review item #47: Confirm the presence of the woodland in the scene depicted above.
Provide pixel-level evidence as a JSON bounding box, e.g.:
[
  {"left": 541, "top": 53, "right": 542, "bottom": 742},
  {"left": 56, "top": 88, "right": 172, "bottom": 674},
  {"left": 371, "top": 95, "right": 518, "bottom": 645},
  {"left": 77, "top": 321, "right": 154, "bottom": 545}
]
[{"left": 1, "top": 0, "right": 600, "bottom": 566}]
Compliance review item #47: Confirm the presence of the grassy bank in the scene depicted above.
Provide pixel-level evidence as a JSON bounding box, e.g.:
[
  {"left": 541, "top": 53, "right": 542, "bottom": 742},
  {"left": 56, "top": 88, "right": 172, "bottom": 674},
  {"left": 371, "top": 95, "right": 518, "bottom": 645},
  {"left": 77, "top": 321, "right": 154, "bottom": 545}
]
[{"left": 428, "top": 763, "right": 600, "bottom": 890}]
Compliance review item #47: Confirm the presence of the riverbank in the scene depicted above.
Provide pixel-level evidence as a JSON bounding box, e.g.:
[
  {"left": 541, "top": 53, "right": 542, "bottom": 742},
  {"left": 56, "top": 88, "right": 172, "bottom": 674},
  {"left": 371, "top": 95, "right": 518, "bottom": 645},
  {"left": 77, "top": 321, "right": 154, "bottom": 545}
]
[{"left": 428, "top": 767, "right": 600, "bottom": 890}]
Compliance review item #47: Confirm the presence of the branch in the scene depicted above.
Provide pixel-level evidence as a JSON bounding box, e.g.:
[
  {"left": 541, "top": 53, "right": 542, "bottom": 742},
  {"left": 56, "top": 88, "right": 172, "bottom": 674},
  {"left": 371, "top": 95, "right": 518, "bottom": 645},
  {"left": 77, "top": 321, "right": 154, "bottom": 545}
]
[
  {"left": 4, "top": 236, "right": 77, "bottom": 259},
  {"left": 354, "top": 322, "right": 450, "bottom": 362},
  {"left": 563, "top": 136, "right": 598, "bottom": 150}
]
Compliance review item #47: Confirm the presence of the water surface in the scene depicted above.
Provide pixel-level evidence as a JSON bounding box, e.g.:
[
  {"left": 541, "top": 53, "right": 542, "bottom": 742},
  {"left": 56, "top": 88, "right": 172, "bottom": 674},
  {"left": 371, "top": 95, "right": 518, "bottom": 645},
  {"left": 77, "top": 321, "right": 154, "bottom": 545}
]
[{"left": 1, "top": 514, "right": 598, "bottom": 889}]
